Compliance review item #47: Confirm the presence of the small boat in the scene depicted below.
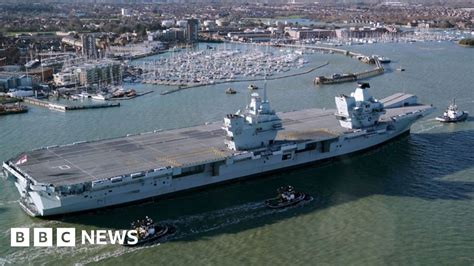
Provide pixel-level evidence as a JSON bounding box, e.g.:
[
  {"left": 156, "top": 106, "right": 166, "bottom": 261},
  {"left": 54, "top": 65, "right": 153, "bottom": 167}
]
[
  {"left": 373, "top": 55, "right": 391, "bottom": 64},
  {"left": 78, "top": 91, "right": 91, "bottom": 99},
  {"left": 0, "top": 103, "right": 28, "bottom": 116},
  {"left": 125, "top": 89, "right": 136, "bottom": 97},
  {"left": 396, "top": 67, "right": 405, "bottom": 72},
  {"left": 265, "top": 185, "right": 310, "bottom": 209},
  {"left": 436, "top": 99, "right": 469, "bottom": 123},
  {"left": 91, "top": 93, "right": 110, "bottom": 101},
  {"left": 226, "top": 88, "right": 236, "bottom": 94},
  {"left": 248, "top": 84, "right": 258, "bottom": 90},
  {"left": 123, "top": 217, "right": 174, "bottom": 247}
]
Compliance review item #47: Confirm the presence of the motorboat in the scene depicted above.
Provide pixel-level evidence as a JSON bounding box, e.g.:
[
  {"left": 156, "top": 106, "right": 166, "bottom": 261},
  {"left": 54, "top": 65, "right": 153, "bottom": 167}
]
[
  {"left": 91, "top": 93, "right": 110, "bottom": 101},
  {"left": 248, "top": 84, "right": 258, "bottom": 90},
  {"left": 226, "top": 88, "right": 237, "bottom": 94}
]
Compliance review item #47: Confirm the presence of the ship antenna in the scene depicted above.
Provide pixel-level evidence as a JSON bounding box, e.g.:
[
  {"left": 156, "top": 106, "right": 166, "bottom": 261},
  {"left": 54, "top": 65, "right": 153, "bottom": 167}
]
[{"left": 263, "top": 77, "right": 268, "bottom": 102}]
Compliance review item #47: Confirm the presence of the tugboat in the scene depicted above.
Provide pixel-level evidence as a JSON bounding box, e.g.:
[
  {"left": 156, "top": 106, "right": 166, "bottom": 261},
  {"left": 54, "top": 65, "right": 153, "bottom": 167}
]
[
  {"left": 248, "top": 84, "right": 258, "bottom": 90},
  {"left": 436, "top": 99, "right": 469, "bottom": 123},
  {"left": 265, "top": 185, "right": 310, "bottom": 209},
  {"left": 372, "top": 55, "right": 391, "bottom": 64},
  {"left": 226, "top": 88, "right": 237, "bottom": 94},
  {"left": 123, "top": 216, "right": 173, "bottom": 247}
]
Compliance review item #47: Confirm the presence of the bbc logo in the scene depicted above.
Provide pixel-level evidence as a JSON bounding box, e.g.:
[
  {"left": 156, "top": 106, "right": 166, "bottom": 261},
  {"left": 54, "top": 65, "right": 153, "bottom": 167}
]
[{"left": 11, "top": 228, "right": 76, "bottom": 247}]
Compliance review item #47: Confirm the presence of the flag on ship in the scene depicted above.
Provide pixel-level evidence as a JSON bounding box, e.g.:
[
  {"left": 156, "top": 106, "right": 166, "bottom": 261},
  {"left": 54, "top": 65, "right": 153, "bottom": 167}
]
[{"left": 15, "top": 154, "right": 27, "bottom": 165}]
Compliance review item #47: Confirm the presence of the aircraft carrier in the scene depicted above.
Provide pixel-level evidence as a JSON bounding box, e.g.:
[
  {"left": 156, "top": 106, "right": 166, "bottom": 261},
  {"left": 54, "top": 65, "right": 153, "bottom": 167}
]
[{"left": 2, "top": 83, "right": 433, "bottom": 216}]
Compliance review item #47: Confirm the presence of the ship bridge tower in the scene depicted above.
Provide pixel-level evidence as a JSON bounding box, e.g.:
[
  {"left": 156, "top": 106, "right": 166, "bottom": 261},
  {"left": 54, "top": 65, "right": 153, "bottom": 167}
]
[
  {"left": 335, "top": 83, "right": 386, "bottom": 129},
  {"left": 223, "top": 84, "right": 283, "bottom": 151}
]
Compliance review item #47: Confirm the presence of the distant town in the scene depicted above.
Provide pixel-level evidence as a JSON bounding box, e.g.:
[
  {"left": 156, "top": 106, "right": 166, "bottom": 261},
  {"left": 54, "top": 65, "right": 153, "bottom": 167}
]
[{"left": 0, "top": 1, "right": 473, "bottom": 114}]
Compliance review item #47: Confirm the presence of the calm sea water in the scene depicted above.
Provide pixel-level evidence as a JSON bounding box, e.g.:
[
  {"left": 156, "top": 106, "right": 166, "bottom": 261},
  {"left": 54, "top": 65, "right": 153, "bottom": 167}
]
[{"left": 0, "top": 42, "right": 473, "bottom": 265}]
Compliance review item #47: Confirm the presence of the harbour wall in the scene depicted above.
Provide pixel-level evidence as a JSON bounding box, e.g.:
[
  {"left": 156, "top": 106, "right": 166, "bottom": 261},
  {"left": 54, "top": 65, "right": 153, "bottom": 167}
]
[{"left": 22, "top": 97, "right": 120, "bottom": 112}]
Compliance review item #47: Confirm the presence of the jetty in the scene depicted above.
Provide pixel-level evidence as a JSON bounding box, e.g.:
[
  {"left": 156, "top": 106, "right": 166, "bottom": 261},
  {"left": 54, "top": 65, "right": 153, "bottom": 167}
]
[
  {"left": 23, "top": 97, "right": 120, "bottom": 112},
  {"left": 314, "top": 58, "right": 384, "bottom": 85},
  {"left": 266, "top": 44, "right": 386, "bottom": 85},
  {"left": 109, "top": 90, "right": 154, "bottom": 101}
]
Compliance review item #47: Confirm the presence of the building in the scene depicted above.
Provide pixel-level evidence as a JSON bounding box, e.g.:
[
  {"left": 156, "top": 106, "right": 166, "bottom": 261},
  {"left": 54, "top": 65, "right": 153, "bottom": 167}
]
[
  {"left": 77, "top": 61, "right": 122, "bottom": 86},
  {"left": 53, "top": 60, "right": 122, "bottom": 87},
  {"left": 161, "top": 20, "right": 175, "bottom": 28},
  {"left": 53, "top": 71, "right": 77, "bottom": 87},
  {"left": 203, "top": 20, "right": 217, "bottom": 30},
  {"left": 121, "top": 8, "right": 131, "bottom": 17},
  {"left": 287, "top": 29, "right": 335, "bottom": 40},
  {"left": 186, "top": 19, "right": 199, "bottom": 43},
  {"left": 27, "top": 67, "right": 53, "bottom": 82},
  {"left": 0, "top": 47, "right": 20, "bottom": 66},
  {"left": 176, "top": 20, "right": 188, "bottom": 28},
  {"left": 81, "top": 34, "right": 97, "bottom": 59},
  {"left": 0, "top": 73, "right": 33, "bottom": 92},
  {"left": 227, "top": 31, "right": 272, "bottom": 42},
  {"left": 335, "top": 27, "right": 388, "bottom": 39},
  {"left": 158, "top": 28, "right": 186, "bottom": 42}
]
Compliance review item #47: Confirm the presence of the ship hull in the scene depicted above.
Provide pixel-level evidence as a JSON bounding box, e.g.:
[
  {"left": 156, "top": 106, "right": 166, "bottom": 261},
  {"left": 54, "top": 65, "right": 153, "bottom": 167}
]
[{"left": 9, "top": 122, "right": 412, "bottom": 217}]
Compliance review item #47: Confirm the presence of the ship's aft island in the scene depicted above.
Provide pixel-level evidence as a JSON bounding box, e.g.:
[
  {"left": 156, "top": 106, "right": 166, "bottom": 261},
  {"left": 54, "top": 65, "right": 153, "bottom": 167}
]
[{"left": 3, "top": 83, "right": 433, "bottom": 216}]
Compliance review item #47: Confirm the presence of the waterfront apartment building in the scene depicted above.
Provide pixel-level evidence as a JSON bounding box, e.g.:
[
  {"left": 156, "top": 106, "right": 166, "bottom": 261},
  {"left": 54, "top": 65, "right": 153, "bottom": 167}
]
[
  {"left": 53, "top": 60, "right": 122, "bottom": 87},
  {"left": 186, "top": 19, "right": 199, "bottom": 43},
  {"left": 287, "top": 29, "right": 336, "bottom": 40},
  {"left": 335, "top": 27, "right": 389, "bottom": 39},
  {"left": 77, "top": 61, "right": 121, "bottom": 86},
  {"left": 81, "top": 34, "right": 98, "bottom": 59}
]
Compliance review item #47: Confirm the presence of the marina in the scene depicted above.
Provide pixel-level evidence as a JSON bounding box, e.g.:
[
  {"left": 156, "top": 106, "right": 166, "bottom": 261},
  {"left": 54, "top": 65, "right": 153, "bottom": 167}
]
[{"left": 140, "top": 46, "right": 308, "bottom": 87}]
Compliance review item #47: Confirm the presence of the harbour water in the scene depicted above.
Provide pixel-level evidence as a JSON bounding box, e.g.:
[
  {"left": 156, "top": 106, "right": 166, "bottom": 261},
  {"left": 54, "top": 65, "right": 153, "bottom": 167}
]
[{"left": 0, "top": 41, "right": 473, "bottom": 265}]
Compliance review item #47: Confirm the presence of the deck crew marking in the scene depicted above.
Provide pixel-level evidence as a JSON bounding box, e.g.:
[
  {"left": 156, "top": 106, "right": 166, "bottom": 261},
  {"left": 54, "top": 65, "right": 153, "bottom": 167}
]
[{"left": 46, "top": 149, "right": 97, "bottom": 180}]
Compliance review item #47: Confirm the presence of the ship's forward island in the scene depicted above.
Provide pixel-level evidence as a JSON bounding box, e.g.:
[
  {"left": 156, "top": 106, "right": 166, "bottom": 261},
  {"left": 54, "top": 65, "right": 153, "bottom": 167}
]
[{"left": 3, "top": 83, "right": 433, "bottom": 216}]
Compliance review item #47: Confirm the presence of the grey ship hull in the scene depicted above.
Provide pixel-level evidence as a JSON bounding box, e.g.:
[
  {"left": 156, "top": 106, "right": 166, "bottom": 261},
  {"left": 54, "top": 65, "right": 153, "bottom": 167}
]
[{"left": 2, "top": 94, "right": 433, "bottom": 216}]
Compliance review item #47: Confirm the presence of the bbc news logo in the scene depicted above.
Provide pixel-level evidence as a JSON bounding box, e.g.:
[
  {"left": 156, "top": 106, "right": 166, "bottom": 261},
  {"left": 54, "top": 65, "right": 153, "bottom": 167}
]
[{"left": 11, "top": 228, "right": 138, "bottom": 247}]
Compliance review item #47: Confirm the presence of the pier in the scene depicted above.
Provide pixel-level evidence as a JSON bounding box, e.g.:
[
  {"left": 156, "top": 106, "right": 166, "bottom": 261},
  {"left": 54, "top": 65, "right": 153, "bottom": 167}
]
[
  {"left": 267, "top": 44, "right": 385, "bottom": 85},
  {"left": 109, "top": 90, "right": 154, "bottom": 100},
  {"left": 23, "top": 97, "right": 120, "bottom": 112},
  {"left": 314, "top": 59, "right": 384, "bottom": 85}
]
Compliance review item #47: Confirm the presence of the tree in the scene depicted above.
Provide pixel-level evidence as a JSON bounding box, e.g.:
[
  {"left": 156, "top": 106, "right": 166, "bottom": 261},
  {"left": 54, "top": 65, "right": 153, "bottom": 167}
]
[{"left": 459, "top": 38, "right": 474, "bottom": 46}]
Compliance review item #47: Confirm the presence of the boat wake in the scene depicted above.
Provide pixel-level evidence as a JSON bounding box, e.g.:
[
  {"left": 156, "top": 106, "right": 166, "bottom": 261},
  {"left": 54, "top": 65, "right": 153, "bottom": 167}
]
[
  {"left": 0, "top": 199, "right": 18, "bottom": 206},
  {"left": 3, "top": 194, "right": 313, "bottom": 265},
  {"left": 79, "top": 197, "right": 313, "bottom": 265},
  {"left": 412, "top": 119, "right": 443, "bottom": 134}
]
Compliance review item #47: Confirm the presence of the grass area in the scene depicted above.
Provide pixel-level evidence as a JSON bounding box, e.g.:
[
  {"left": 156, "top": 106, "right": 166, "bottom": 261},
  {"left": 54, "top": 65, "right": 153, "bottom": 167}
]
[
  {"left": 2, "top": 31, "right": 56, "bottom": 37},
  {"left": 275, "top": 15, "right": 305, "bottom": 19}
]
